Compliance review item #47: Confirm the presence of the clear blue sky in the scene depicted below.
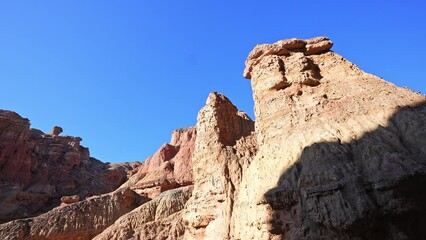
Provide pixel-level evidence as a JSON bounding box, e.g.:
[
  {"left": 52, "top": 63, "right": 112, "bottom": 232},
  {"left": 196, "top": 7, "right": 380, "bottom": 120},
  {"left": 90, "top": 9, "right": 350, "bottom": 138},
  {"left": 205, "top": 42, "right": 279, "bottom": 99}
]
[{"left": 1, "top": 1, "right": 425, "bottom": 163}]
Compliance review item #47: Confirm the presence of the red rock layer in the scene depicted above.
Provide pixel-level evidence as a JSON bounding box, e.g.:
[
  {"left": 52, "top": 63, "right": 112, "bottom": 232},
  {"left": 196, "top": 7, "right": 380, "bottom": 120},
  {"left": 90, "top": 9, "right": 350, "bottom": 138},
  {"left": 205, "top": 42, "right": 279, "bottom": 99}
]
[{"left": 0, "top": 110, "right": 139, "bottom": 222}]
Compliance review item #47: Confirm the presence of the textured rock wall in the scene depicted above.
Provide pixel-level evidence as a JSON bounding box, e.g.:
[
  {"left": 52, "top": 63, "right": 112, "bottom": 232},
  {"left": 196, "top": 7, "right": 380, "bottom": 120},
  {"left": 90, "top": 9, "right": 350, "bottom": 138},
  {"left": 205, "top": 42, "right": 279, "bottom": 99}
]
[
  {"left": 0, "top": 124, "right": 197, "bottom": 239},
  {"left": 90, "top": 127, "right": 197, "bottom": 240},
  {"left": 0, "top": 188, "right": 146, "bottom": 240},
  {"left": 94, "top": 186, "right": 193, "bottom": 240},
  {"left": 0, "top": 111, "right": 139, "bottom": 222},
  {"left": 1, "top": 36, "right": 425, "bottom": 240},
  {"left": 183, "top": 92, "right": 257, "bottom": 239},
  {"left": 121, "top": 126, "right": 196, "bottom": 198},
  {"left": 233, "top": 37, "right": 426, "bottom": 239}
]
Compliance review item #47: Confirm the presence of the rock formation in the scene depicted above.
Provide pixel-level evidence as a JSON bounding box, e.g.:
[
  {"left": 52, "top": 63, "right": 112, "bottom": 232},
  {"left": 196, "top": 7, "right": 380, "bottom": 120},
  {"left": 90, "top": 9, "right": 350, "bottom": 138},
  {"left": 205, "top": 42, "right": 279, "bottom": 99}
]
[
  {"left": 60, "top": 195, "right": 80, "bottom": 205},
  {"left": 233, "top": 37, "right": 426, "bottom": 239},
  {"left": 94, "top": 186, "right": 193, "bottom": 240},
  {"left": 49, "top": 126, "right": 63, "bottom": 136},
  {"left": 87, "top": 127, "right": 197, "bottom": 240},
  {"left": 122, "top": 126, "right": 196, "bottom": 198},
  {"left": 0, "top": 188, "right": 146, "bottom": 240},
  {"left": 0, "top": 124, "right": 196, "bottom": 240},
  {"left": 0, "top": 36, "right": 425, "bottom": 240},
  {"left": 0, "top": 111, "right": 140, "bottom": 222},
  {"left": 182, "top": 92, "right": 256, "bottom": 239}
]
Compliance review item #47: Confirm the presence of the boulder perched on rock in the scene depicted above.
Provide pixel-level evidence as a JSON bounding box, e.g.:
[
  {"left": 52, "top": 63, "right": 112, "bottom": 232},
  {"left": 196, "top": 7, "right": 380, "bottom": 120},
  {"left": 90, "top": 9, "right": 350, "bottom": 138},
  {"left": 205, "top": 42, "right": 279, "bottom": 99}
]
[
  {"left": 60, "top": 195, "right": 80, "bottom": 205},
  {"left": 50, "top": 126, "right": 63, "bottom": 136},
  {"left": 94, "top": 186, "right": 193, "bottom": 240}
]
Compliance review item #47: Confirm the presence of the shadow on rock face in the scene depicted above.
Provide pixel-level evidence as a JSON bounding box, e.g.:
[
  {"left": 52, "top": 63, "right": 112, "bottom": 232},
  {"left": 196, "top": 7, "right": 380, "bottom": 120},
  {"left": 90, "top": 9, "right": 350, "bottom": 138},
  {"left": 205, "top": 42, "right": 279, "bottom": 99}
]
[{"left": 264, "top": 101, "right": 426, "bottom": 240}]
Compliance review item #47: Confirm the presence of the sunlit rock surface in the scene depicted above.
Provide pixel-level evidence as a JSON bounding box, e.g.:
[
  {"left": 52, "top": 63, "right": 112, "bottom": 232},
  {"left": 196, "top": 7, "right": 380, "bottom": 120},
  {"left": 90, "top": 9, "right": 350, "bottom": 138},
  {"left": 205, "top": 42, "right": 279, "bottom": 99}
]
[{"left": 1, "top": 37, "right": 425, "bottom": 240}]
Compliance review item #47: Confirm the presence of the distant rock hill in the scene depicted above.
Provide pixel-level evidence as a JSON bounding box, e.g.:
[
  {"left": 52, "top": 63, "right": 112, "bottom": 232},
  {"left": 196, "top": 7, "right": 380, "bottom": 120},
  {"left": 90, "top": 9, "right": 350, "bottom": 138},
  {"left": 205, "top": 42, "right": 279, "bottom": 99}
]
[
  {"left": 0, "top": 112, "right": 140, "bottom": 223},
  {"left": 1, "top": 37, "right": 425, "bottom": 239}
]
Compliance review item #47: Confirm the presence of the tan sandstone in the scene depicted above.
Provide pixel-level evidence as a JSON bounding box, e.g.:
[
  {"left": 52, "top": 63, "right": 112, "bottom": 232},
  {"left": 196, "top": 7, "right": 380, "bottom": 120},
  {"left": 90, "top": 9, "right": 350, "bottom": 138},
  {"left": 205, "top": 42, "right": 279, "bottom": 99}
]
[
  {"left": 1, "top": 36, "right": 425, "bottom": 240},
  {"left": 233, "top": 37, "right": 426, "bottom": 239}
]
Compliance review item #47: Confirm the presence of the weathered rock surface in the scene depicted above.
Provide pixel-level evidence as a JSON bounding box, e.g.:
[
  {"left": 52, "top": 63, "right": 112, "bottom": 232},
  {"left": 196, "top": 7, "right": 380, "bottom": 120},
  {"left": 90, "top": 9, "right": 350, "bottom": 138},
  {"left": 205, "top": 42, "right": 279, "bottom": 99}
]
[
  {"left": 94, "top": 186, "right": 193, "bottom": 240},
  {"left": 233, "top": 37, "right": 426, "bottom": 239},
  {"left": 182, "top": 92, "right": 257, "bottom": 239},
  {"left": 0, "top": 188, "right": 146, "bottom": 240},
  {"left": 0, "top": 111, "right": 140, "bottom": 222},
  {"left": 243, "top": 37, "right": 333, "bottom": 79},
  {"left": 1, "top": 36, "right": 425, "bottom": 240},
  {"left": 123, "top": 127, "right": 196, "bottom": 199}
]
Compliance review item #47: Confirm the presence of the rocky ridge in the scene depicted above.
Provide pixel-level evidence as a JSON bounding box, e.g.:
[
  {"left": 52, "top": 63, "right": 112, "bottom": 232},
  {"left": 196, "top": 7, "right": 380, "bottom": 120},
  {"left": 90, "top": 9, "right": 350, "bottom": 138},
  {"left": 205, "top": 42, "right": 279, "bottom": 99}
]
[
  {"left": 124, "top": 127, "right": 196, "bottom": 199},
  {"left": 0, "top": 188, "right": 145, "bottom": 240},
  {"left": 0, "top": 36, "right": 425, "bottom": 239},
  {"left": 0, "top": 119, "right": 197, "bottom": 239},
  {"left": 0, "top": 112, "right": 139, "bottom": 223}
]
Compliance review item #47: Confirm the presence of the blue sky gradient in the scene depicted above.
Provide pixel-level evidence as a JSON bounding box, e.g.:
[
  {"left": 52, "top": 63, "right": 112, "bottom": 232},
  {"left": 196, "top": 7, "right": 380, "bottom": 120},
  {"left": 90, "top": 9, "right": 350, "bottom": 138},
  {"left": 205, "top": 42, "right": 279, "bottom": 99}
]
[{"left": 1, "top": 1, "right": 425, "bottom": 163}]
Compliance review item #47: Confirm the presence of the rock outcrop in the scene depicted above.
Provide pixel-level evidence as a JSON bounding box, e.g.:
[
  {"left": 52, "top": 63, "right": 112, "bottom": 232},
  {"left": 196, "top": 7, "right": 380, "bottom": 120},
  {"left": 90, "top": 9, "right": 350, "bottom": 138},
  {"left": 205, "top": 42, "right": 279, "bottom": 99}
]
[
  {"left": 50, "top": 126, "right": 63, "bottom": 136},
  {"left": 94, "top": 186, "right": 193, "bottom": 240},
  {"left": 1, "top": 36, "right": 425, "bottom": 240},
  {"left": 122, "top": 126, "right": 196, "bottom": 198},
  {"left": 0, "top": 124, "right": 196, "bottom": 240},
  {"left": 182, "top": 92, "right": 257, "bottom": 239},
  {"left": 0, "top": 111, "right": 140, "bottom": 222},
  {"left": 0, "top": 188, "right": 146, "bottom": 240},
  {"left": 233, "top": 37, "right": 426, "bottom": 239},
  {"left": 60, "top": 195, "right": 80, "bottom": 205}
]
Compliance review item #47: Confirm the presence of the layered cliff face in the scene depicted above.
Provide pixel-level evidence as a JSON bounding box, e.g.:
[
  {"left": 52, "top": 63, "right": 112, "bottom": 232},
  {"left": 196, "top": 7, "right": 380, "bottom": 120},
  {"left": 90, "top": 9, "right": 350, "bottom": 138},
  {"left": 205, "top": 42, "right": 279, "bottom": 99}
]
[
  {"left": 0, "top": 111, "right": 139, "bottom": 222},
  {"left": 233, "top": 37, "right": 426, "bottom": 239}
]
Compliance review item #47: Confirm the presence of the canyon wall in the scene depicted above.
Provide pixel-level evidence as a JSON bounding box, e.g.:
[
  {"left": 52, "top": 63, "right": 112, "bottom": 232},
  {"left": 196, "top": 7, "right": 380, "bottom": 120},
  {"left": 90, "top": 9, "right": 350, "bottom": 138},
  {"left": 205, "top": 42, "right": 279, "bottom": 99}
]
[
  {"left": 0, "top": 120, "right": 197, "bottom": 239},
  {"left": 0, "top": 111, "right": 139, "bottom": 222},
  {"left": 0, "top": 36, "right": 425, "bottom": 239}
]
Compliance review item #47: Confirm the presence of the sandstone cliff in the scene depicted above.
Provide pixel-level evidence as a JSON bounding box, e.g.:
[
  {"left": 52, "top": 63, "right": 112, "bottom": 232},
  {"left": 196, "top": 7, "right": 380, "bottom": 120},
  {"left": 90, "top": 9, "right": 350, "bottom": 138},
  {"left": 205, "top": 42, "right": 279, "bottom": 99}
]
[
  {"left": 182, "top": 92, "right": 256, "bottom": 239},
  {"left": 1, "top": 36, "right": 425, "bottom": 240},
  {"left": 94, "top": 186, "right": 193, "bottom": 240},
  {"left": 124, "top": 127, "right": 196, "bottom": 198},
  {"left": 0, "top": 111, "right": 139, "bottom": 223},
  {"left": 0, "top": 188, "right": 145, "bottom": 240},
  {"left": 233, "top": 37, "right": 426, "bottom": 239},
  {"left": 0, "top": 122, "right": 197, "bottom": 239}
]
